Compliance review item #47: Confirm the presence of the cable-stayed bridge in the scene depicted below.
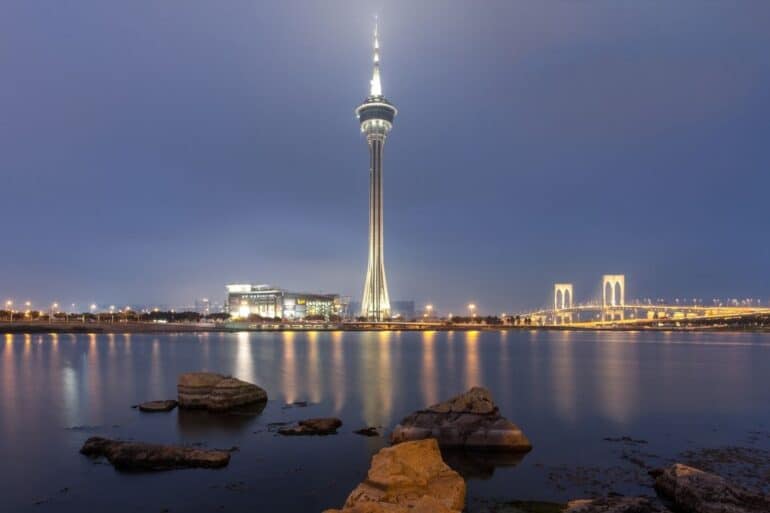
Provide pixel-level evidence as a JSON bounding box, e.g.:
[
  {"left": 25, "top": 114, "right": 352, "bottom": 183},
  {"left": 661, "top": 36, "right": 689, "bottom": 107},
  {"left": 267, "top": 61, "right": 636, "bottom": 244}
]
[{"left": 518, "top": 274, "right": 770, "bottom": 327}]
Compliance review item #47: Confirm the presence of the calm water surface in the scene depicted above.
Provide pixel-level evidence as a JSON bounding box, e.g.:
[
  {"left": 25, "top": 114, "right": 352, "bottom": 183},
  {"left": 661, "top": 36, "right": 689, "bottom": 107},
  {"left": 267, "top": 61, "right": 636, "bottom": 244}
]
[{"left": 2, "top": 330, "right": 769, "bottom": 512}]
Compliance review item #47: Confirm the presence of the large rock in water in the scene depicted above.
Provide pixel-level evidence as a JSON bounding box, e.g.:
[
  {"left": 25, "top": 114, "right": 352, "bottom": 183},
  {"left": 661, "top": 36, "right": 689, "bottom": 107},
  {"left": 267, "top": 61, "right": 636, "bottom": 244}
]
[
  {"left": 652, "top": 463, "right": 770, "bottom": 513},
  {"left": 80, "top": 436, "right": 230, "bottom": 471},
  {"left": 177, "top": 372, "right": 267, "bottom": 412},
  {"left": 391, "top": 387, "right": 531, "bottom": 451},
  {"left": 324, "top": 439, "right": 465, "bottom": 513}
]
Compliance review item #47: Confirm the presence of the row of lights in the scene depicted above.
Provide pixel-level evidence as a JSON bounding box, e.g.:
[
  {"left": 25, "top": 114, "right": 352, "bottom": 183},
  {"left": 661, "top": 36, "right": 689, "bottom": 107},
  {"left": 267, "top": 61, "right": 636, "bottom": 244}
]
[
  {"left": 421, "top": 303, "right": 478, "bottom": 319},
  {"left": 3, "top": 300, "right": 165, "bottom": 322}
]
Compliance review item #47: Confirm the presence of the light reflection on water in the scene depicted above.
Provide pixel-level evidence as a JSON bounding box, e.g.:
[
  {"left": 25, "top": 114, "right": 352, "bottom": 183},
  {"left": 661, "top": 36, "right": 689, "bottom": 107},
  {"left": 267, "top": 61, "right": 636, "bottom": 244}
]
[
  {"left": 281, "top": 331, "right": 296, "bottom": 403},
  {"left": 0, "top": 330, "right": 769, "bottom": 513},
  {"left": 421, "top": 331, "right": 437, "bottom": 406}
]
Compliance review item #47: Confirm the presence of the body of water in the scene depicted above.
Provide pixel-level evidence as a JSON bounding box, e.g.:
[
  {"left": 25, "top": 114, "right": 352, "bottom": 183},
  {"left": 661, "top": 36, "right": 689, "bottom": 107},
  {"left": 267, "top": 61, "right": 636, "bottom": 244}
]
[{"left": 2, "top": 330, "right": 769, "bottom": 512}]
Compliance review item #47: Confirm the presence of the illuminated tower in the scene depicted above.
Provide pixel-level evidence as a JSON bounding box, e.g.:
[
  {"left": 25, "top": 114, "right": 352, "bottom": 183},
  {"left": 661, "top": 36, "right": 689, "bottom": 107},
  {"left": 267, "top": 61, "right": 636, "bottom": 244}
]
[{"left": 356, "top": 22, "right": 397, "bottom": 321}]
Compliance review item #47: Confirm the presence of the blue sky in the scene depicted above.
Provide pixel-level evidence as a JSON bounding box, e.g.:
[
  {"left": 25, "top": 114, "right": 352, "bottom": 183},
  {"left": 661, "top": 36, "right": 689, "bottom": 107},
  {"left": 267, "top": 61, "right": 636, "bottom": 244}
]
[{"left": 1, "top": 1, "right": 769, "bottom": 312}]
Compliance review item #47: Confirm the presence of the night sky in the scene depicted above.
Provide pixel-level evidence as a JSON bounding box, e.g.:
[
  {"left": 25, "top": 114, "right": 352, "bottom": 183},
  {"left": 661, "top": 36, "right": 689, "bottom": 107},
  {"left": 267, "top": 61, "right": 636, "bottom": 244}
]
[{"left": 2, "top": 1, "right": 769, "bottom": 313}]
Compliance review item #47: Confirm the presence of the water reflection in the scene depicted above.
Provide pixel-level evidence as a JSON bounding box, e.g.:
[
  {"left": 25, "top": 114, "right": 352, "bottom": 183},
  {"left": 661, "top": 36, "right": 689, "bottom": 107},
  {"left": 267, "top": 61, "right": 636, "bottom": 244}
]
[
  {"left": 597, "top": 334, "right": 639, "bottom": 424},
  {"left": 62, "top": 365, "right": 79, "bottom": 427},
  {"left": 442, "top": 449, "right": 526, "bottom": 480},
  {"left": 2, "top": 335, "right": 16, "bottom": 437},
  {"left": 307, "top": 331, "right": 321, "bottom": 403},
  {"left": 360, "top": 332, "right": 395, "bottom": 427},
  {"left": 87, "top": 334, "right": 102, "bottom": 419},
  {"left": 150, "top": 337, "right": 162, "bottom": 399},
  {"left": 177, "top": 401, "right": 266, "bottom": 437},
  {"left": 282, "top": 331, "right": 297, "bottom": 403},
  {"left": 551, "top": 331, "right": 577, "bottom": 423},
  {"left": 464, "top": 331, "right": 481, "bottom": 390},
  {"left": 331, "top": 331, "right": 346, "bottom": 413},
  {"left": 421, "top": 331, "right": 438, "bottom": 406},
  {"left": 236, "top": 331, "right": 255, "bottom": 384}
]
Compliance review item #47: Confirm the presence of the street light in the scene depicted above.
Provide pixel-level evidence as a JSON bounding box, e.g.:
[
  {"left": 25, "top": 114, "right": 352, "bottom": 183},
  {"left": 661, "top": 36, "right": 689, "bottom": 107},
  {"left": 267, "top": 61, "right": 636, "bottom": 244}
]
[
  {"left": 110, "top": 305, "right": 115, "bottom": 323},
  {"left": 425, "top": 304, "right": 433, "bottom": 319},
  {"left": 5, "top": 300, "right": 12, "bottom": 322},
  {"left": 468, "top": 303, "right": 476, "bottom": 320},
  {"left": 51, "top": 302, "right": 59, "bottom": 322},
  {"left": 25, "top": 301, "right": 31, "bottom": 318}
]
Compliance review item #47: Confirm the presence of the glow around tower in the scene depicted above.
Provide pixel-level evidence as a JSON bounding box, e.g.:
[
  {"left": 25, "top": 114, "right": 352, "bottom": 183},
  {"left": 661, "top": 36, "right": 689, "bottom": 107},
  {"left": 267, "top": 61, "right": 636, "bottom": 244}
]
[{"left": 356, "top": 22, "right": 397, "bottom": 321}]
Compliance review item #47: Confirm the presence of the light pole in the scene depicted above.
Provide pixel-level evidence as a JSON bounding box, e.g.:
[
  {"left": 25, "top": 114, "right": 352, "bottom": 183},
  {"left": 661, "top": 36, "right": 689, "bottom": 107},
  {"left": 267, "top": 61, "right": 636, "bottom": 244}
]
[
  {"left": 110, "top": 305, "right": 115, "bottom": 323},
  {"left": 6, "top": 300, "right": 12, "bottom": 322},
  {"left": 25, "top": 301, "right": 31, "bottom": 319},
  {"left": 468, "top": 303, "right": 476, "bottom": 322},
  {"left": 425, "top": 304, "right": 433, "bottom": 319},
  {"left": 51, "top": 302, "right": 59, "bottom": 323},
  {"left": 90, "top": 304, "right": 97, "bottom": 323}
]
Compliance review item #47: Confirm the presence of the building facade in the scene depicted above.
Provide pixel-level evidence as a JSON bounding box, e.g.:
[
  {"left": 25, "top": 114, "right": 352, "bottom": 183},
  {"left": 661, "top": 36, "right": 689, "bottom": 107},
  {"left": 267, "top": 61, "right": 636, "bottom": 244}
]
[{"left": 226, "top": 284, "right": 341, "bottom": 320}]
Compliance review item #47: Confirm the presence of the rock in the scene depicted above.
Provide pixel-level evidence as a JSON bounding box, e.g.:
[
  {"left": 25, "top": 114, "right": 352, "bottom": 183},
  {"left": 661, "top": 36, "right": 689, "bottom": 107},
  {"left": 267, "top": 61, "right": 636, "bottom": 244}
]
[
  {"left": 278, "top": 417, "right": 342, "bottom": 436},
  {"left": 323, "top": 439, "right": 465, "bottom": 513},
  {"left": 325, "top": 496, "right": 455, "bottom": 513},
  {"left": 177, "top": 372, "right": 267, "bottom": 412},
  {"left": 391, "top": 387, "right": 531, "bottom": 451},
  {"left": 652, "top": 463, "right": 770, "bottom": 513},
  {"left": 565, "top": 497, "right": 667, "bottom": 512},
  {"left": 137, "top": 400, "right": 178, "bottom": 412},
  {"left": 603, "top": 436, "right": 648, "bottom": 445},
  {"left": 80, "top": 436, "right": 230, "bottom": 471},
  {"left": 354, "top": 427, "right": 380, "bottom": 437}
]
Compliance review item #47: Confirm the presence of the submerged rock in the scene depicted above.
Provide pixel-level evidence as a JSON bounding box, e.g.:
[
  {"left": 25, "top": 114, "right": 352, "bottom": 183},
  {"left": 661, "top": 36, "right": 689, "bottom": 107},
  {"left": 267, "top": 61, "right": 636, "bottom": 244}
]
[
  {"left": 137, "top": 400, "right": 178, "bottom": 412},
  {"left": 354, "top": 426, "right": 380, "bottom": 437},
  {"left": 80, "top": 436, "right": 230, "bottom": 471},
  {"left": 324, "top": 439, "right": 465, "bottom": 513},
  {"left": 177, "top": 372, "right": 267, "bottom": 412},
  {"left": 652, "top": 463, "right": 770, "bottom": 513},
  {"left": 565, "top": 497, "right": 667, "bottom": 512},
  {"left": 278, "top": 417, "right": 342, "bottom": 436},
  {"left": 391, "top": 387, "right": 531, "bottom": 451}
]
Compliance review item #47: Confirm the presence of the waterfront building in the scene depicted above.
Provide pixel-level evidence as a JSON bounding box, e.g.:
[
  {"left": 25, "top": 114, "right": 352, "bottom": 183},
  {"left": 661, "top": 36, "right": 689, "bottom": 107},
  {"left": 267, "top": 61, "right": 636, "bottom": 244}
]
[
  {"left": 226, "top": 284, "right": 341, "bottom": 320},
  {"left": 356, "top": 23, "right": 397, "bottom": 321}
]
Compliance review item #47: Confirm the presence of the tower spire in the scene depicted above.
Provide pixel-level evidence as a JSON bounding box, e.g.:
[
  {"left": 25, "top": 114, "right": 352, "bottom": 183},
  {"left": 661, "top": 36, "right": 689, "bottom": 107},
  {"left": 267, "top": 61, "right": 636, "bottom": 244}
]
[{"left": 369, "top": 20, "right": 382, "bottom": 97}]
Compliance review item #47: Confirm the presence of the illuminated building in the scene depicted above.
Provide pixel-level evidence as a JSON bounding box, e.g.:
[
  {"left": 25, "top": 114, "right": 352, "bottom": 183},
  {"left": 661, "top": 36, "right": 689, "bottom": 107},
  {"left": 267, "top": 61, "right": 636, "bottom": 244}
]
[
  {"left": 226, "top": 284, "right": 340, "bottom": 320},
  {"left": 356, "top": 22, "right": 397, "bottom": 321}
]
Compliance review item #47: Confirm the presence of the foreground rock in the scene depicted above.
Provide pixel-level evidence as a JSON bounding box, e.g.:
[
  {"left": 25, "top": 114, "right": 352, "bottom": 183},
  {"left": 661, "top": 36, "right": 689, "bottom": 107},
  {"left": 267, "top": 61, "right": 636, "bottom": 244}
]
[
  {"left": 566, "top": 497, "right": 667, "bottom": 512},
  {"left": 278, "top": 417, "right": 342, "bottom": 436},
  {"left": 391, "top": 387, "right": 531, "bottom": 451},
  {"left": 652, "top": 463, "right": 770, "bottom": 513},
  {"left": 80, "top": 436, "right": 230, "bottom": 471},
  {"left": 324, "top": 439, "right": 465, "bottom": 513},
  {"left": 137, "top": 400, "right": 178, "bottom": 412},
  {"left": 177, "top": 372, "right": 267, "bottom": 412}
]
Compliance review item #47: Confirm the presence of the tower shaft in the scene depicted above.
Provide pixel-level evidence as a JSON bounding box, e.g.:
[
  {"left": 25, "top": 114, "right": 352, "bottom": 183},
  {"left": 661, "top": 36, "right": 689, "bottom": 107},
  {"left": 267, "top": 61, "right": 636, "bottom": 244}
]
[{"left": 362, "top": 133, "right": 390, "bottom": 319}]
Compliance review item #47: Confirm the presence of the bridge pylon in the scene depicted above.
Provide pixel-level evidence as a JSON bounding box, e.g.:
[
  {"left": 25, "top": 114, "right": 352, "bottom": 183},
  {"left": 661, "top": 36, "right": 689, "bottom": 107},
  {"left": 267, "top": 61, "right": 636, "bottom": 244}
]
[
  {"left": 602, "top": 274, "right": 625, "bottom": 321},
  {"left": 554, "top": 283, "right": 574, "bottom": 324}
]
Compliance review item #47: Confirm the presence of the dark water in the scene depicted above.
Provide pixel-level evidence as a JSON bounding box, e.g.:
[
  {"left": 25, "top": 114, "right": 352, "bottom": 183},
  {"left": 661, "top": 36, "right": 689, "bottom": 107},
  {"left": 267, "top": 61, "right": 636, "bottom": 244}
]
[{"left": 2, "top": 330, "right": 770, "bottom": 512}]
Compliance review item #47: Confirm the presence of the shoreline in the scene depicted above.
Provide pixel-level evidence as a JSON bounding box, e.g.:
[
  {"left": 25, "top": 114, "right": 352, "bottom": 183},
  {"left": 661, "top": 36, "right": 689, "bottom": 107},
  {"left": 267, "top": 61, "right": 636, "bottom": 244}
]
[{"left": 1, "top": 320, "right": 768, "bottom": 335}]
